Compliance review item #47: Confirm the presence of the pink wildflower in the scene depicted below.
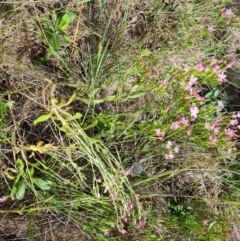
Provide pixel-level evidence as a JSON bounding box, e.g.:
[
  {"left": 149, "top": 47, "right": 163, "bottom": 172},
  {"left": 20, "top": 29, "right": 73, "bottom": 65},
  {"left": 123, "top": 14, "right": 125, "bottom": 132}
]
[
  {"left": 111, "top": 223, "right": 115, "bottom": 228},
  {"left": 138, "top": 219, "right": 146, "bottom": 228},
  {"left": 194, "top": 93, "right": 205, "bottom": 101},
  {"left": 169, "top": 57, "right": 178, "bottom": 69},
  {"left": 96, "top": 177, "right": 102, "bottom": 183},
  {"left": 214, "top": 116, "right": 222, "bottom": 124},
  {"left": 174, "top": 146, "right": 179, "bottom": 153},
  {"left": 156, "top": 129, "right": 166, "bottom": 138},
  {"left": 187, "top": 130, "right": 192, "bottom": 136},
  {"left": 104, "top": 230, "right": 110, "bottom": 236},
  {"left": 222, "top": 8, "right": 233, "bottom": 17},
  {"left": 0, "top": 197, "right": 5, "bottom": 203},
  {"left": 209, "top": 56, "right": 218, "bottom": 64},
  {"left": 104, "top": 186, "right": 109, "bottom": 194},
  {"left": 205, "top": 122, "right": 214, "bottom": 130},
  {"left": 225, "top": 128, "right": 237, "bottom": 138},
  {"left": 213, "top": 64, "right": 221, "bottom": 74},
  {"left": 209, "top": 136, "right": 217, "bottom": 147},
  {"left": 160, "top": 79, "right": 168, "bottom": 88},
  {"left": 156, "top": 223, "right": 163, "bottom": 235},
  {"left": 190, "top": 104, "right": 199, "bottom": 120},
  {"left": 218, "top": 71, "right": 227, "bottom": 83},
  {"left": 214, "top": 126, "right": 221, "bottom": 134},
  {"left": 227, "top": 61, "right": 236, "bottom": 69},
  {"left": 203, "top": 219, "right": 210, "bottom": 226},
  {"left": 196, "top": 61, "right": 205, "bottom": 71},
  {"left": 166, "top": 141, "right": 172, "bottom": 149},
  {"left": 230, "top": 119, "right": 238, "bottom": 126},
  {"left": 189, "top": 75, "right": 198, "bottom": 86},
  {"left": 119, "top": 229, "right": 127, "bottom": 234},
  {"left": 207, "top": 25, "right": 215, "bottom": 33},
  {"left": 165, "top": 152, "right": 174, "bottom": 160},
  {"left": 170, "top": 121, "right": 180, "bottom": 130},
  {"left": 180, "top": 117, "right": 189, "bottom": 127},
  {"left": 217, "top": 100, "right": 224, "bottom": 110}
]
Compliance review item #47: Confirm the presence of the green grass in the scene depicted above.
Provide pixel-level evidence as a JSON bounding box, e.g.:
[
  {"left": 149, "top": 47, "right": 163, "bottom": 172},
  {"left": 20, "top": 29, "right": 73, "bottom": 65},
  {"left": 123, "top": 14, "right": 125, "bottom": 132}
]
[{"left": 0, "top": 0, "right": 240, "bottom": 240}]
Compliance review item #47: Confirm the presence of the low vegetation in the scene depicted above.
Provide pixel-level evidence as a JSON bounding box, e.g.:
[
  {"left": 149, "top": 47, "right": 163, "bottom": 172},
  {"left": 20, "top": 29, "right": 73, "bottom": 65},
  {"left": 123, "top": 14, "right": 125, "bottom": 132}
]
[{"left": 0, "top": 0, "right": 240, "bottom": 240}]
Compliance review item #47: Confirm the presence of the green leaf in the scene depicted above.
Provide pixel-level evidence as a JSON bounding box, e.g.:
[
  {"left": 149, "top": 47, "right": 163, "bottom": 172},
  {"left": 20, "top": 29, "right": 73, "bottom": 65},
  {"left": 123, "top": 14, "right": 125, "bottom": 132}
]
[
  {"left": 16, "top": 158, "right": 25, "bottom": 172},
  {"left": 104, "top": 95, "right": 117, "bottom": 101},
  {"left": 16, "top": 179, "right": 26, "bottom": 200},
  {"left": 34, "top": 113, "right": 52, "bottom": 126},
  {"left": 58, "top": 11, "right": 75, "bottom": 31},
  {"left": 49, "top": 34, "right": 60, "bottom": 51},
  {"left": 51, "top": 11, "right": 57, "bottom": 22},
  {"left": 72, "top": 112, "right": 82, "bottom": 120},
  {"left": 33, "top": 178, "right": 52, "bottom": 190},
  {"left": 62, "top": 34, "right": 71, "bottom": 42}
]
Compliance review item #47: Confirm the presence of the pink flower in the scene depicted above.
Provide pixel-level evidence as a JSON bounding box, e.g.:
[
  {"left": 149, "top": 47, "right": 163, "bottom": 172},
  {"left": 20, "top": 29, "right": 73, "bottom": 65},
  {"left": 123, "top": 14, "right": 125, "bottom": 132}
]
[
  {"left": 165, "top": 152, "right": 174, "bottom": 160},
  {"left": 209, "top": 136, "right": 217, "bottom": 147},
  {"left": 214, "top": 126, "right": 221, "bottom": 134},
  {"left": 156, "top": 223, "right": 163, "bottom": 235},
  {"left": 156, "top": 129, "right": 166, "bottom": 138},
  {"left": 180, "top": 117, "right": 189, "bottom": 127},
  {"left": 0, "top": 197, "right": 5, "bottom": 203},
  {"left": 187, "top": 130, "right": 192, "bottom": 136},
  {"left": 227, "top": 61, "right": 236, "bottom": 69},
  {"left": 119, "top": 229, "right": 127, "bottom": 234},
  {"left": 174, "top": 146, "right": 179, "bottom": 153},
  {"left": 218, "top": 71, "right": 227, "bottom": 83},
  {"left": 160, "top": 79, "right": 168, "bottom": 88},
  {"left": 213, "top": 64, "right": 221, "bottom": 74},
  {"left": 207, "top": 25, "right": 215, "bottom": 33},
  {"left": 217, "top": 100, "right": 224, "bottom": 110},
  {"left": 138, "top": 219, "right": 146, "bottom": 228},
  {"left": 111, "top": 223, "right": 115, "bottom": 228},
  {"left": 196, "top": 62, "right": 205, "bottom": 71},
  {"left": 230, "top": 119, "right": 238, "bottom": 126},
  {"left": 194, "top": 94, "right": 205, "bottom": 101},
  {"left": 214, "top": 116, "right": 222, "bottom": 124},
  {"left": 203, "top": 219, "right": 210, "bottom": 226},
  {"left": 104, "top": 186, "right": 109, "bottom": 194},
  {"left": 189, "top": 75, "right": 198, "bottom": 86},
  {"left": 225, "top": 128, "right": 237, "bottom": 138},
  {"left": 170, "top": 121, "right": 180, "bottom": 130},
  {"left": 96, "top": 177, "right": 102, "bottom": 183},
  {"left": 166, "top": 141, "right": 172, "bottom": 149},
  {"left": 222, "top": 8, "right": 233, "bottom": 17},
  {"left": 190, "top": 104, "right": 199, "bottom": 119},
  {"left": 205, "top": 122, "right": 214, "bottom": 130},
  {"left": 169, "top": 57, "right": 178, "bottom": 69}
]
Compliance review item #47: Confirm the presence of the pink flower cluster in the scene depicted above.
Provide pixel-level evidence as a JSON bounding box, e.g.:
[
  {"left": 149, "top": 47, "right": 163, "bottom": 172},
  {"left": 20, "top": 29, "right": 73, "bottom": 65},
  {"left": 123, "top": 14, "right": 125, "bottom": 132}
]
[
  {"left": 221, "top": 7, "right": 233, "bottom": 24},
  {"left": 165, "top": 141, "right": 179, "bottom": 160}
]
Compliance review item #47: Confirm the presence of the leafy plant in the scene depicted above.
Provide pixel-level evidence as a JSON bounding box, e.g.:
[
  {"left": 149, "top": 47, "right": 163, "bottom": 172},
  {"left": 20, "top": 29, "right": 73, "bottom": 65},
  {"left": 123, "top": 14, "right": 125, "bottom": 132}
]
[{"left": 37, "top": 10, "right": 75, "bottom": 62}]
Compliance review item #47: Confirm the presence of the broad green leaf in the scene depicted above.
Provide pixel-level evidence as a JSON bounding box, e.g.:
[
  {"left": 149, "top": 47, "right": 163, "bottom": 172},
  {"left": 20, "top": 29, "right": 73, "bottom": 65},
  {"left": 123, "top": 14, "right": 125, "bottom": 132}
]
[
  {"left": 33, "top": 178, "right": 52, "bottom": 190},
  {"left": 58, "top": 11, "right": 75, "bottom": 31},
  {"left": 16, "top": 158, "right": 25, "bottom": 172},
  {"left": 34, "top": 113, "right": 52, "bottom": 126},
  {"left": 49, "top": 34, "right": 60, "bottom": 51},
  {"left": 93, "top": 99, "right": 104, "bottom": 104},
  {"left": 104, "top": 95, "right": 117, "bottom": 101},
  {"left": 73, "top": 112, "right": 82, "bottom": 120},
  {"left": 16, "top": 179, "right": 26, "bottom": 200}
]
